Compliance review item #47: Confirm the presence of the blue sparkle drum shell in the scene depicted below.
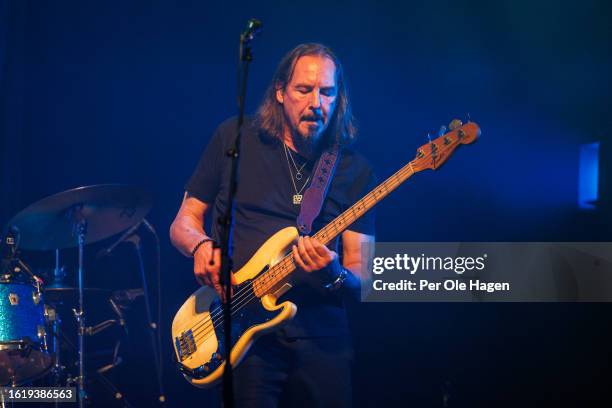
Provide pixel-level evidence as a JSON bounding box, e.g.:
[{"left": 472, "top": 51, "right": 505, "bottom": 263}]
[{"left": 0, "top": 278, "right": 52, "bottom": 385}]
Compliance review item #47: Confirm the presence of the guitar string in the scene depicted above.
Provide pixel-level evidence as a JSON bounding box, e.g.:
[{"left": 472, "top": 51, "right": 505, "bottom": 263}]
[
  {"left": 184, "top": 236, "right": 302, "bottom": 338},
  {"left": 188, "top": 173, "right": 398, "bottom": 344},
  {"left": 186, "top": 162, "right": 442, "bottom": 349},
  {"left": 187, "top": 148, "right": 442, "bottom": 344},
  {"left": 180, "top": 143, "right": 319, "bottom": 342},
  {"left": 187, "top": 166, "right": 406, "bottom": 342},
  {"left": 190, "top": 253, "right": 302, "bottom": 345},
  {"left": 182, "top": 137, "right": 463, "bottom": 348},
  {"left": 187, "top": 158, "right": 420, "bottom": 343},
  {"left": 185, "top": 255, "right": 293, "bottom": 340},
  {"left": 186, "top": 145, "right": 449, "bottom": 345},
  {"left": 194, "top": 147, "right": 419, "bottom": 329},
  {"left": 182, "top": 143, "right": 319, "bottom": 339},
  {"left": 188, "top": 254, "right": 296, "bottom": 343},
  {"left": 187, "top": 173, "right": 389, "bottom": 343}
]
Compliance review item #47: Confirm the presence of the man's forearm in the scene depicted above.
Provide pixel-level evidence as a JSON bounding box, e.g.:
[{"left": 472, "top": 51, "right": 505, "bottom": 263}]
[{"left": 169, "top": 216, "right": 208, "bottom": 257}]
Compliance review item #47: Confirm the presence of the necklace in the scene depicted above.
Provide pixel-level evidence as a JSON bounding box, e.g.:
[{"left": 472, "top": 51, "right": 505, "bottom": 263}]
[
  {"left": 283, "top": 144, "right": 308, "bottom": 180},
  {"left": 282, "top": 143, "right": 311, "bottom": 205}
]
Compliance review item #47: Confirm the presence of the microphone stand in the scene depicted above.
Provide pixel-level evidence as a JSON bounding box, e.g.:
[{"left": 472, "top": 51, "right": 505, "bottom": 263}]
[
  {"left": 124, "top": 221, "right": 166, "bottom": 404},
  {"left": 218, "top": 18, "right": 262, "bottom": 408}
]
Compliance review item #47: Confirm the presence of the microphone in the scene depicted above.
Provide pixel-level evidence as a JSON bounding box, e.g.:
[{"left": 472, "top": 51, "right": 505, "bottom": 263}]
[
  {"left": 241, "top": 18, "right": 262, "bottom": 43},
  {"left": 96, "top": 221, "right": 142, "bottom": 259},
  {"left": 141, "top": 218, "right": 156, "bottom": 234}
]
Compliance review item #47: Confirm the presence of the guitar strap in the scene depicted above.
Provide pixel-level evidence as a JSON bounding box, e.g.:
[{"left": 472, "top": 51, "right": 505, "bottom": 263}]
[{"left": 296, "top": 144, "right": 341, "bottom": 235}]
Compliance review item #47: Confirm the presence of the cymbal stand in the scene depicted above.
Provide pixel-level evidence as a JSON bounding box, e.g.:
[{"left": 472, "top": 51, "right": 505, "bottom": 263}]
[
  {"left": 69, "top": 208, "right": 87, "bottom": 408},
  {"left": 47, "top": 304, "right": 65, "bottom": 408},
  {"left": 48, "top": 249, "right": 67, "bottom": 408}
]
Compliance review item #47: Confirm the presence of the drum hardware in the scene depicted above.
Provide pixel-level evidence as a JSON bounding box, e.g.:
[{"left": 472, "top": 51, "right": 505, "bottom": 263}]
[
  {"left": 95, "top": 370, "right": 135, "bottom": 408},
  {"left": 97, "top": 341, "right": 122, "bottom": 374},
  {"left": 0, "top": 279, "right": 52, "bottom": 385},
  {"left": 5, "top": 184, "right": 153, "bottom": 407},
  {"left": 1, "top": 226, "right": 19, "bottom": 259},
  {"left": 44, "top": 303, "right": 67, "bottom": 392},
  {"left": 72, "top": 208, "right": 87, "bottom": 407},
  {"left": 0, "top": 230, "right": 51, "bottom": 387},
  {"left": 54, "top": 327, "right": 134, "bottom": 408},
  {"left": 83, "top": 319, "right": 119, "bottom": 337},
  {"left": 2, "top": 286, "right": 136, "bottom": 408},
  {"left": 42, "top": 284, "right": 136, "bottom": 407},
  {"left": 47, "top": 248, "right": 67, "bottom": 289},
  {"left": 109, "top": 297, "right": 128, "bottom": 334},
  {"left": 96, "top": 356, "right": 122, "bottom": 374},
  {"left": 7, "top": 293, "right": 18, "bottom": 306},
  {"left": 111, "top": 288, "right": 144, "bottom": 304},
  {"left": 37, "top": 325, "right": 48, "bottom": 350}
]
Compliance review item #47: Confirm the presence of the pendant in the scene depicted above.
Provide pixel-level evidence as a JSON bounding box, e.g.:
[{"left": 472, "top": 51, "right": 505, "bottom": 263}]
[
  {"left": 293, "top": 194, "right": 303, "bottom": 205},
  {"left": 296, "top": 173, "right": 303, "bottom": 180}
]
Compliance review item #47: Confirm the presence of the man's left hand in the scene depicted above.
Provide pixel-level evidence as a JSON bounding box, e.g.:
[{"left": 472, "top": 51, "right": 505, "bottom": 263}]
[{"left": 292, "top": 236, "right": 341, "bottom": 279}]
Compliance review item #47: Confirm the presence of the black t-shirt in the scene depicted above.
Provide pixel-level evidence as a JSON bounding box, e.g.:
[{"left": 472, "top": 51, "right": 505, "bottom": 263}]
[{"left": 186, "top": 116, "right": 375, "bottom": 336}]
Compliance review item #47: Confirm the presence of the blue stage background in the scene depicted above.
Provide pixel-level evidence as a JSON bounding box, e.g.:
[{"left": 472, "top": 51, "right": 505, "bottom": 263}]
[{"left": 1, "top": 0, "right": 611, "bottom": 406}]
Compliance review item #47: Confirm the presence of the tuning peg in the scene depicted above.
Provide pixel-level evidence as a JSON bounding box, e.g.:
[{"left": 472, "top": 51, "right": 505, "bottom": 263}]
[
  {"left": 448, "top": 119, "right": 463, "bottom": 131},
  {"left": 438, "top": 125, "right": 447, "bottom": 137},
  {"left": 467, "top": 113, "right": 472, "bottom": 123},
  {"left": 427, "top": 133, "right": 432, "bottom": 143}
]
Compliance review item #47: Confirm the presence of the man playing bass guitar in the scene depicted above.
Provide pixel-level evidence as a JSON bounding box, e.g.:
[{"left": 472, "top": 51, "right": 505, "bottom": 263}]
[{"left": 170, "top": 43, "right": 375, "bottom": 407}]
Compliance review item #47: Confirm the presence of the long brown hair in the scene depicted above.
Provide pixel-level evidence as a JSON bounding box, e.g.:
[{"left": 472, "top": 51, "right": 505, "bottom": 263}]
[{"left": 256, "top": 43, "right": 356, "bottom": 148}]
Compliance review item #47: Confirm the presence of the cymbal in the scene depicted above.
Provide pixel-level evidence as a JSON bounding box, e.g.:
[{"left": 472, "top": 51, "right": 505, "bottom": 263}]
[{"left": 7, "top": 184, "right": 153, "bottom": 250}]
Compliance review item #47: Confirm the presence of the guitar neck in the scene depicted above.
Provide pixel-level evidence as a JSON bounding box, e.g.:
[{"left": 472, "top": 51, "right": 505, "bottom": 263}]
[
  {"left": 313, "top": 160, "right": 416, "bottom": 245},
  {"left": 251, "top": 121, "right": 480, "bottom": 297},
  {"left": 252, "top": 160, "right": 417, "bottom": 297}
]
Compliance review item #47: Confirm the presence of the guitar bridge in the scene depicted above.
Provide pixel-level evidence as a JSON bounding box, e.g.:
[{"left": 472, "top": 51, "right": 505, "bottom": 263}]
[{"left": 176, "top": 329, "right": 196, "bottom": 361}]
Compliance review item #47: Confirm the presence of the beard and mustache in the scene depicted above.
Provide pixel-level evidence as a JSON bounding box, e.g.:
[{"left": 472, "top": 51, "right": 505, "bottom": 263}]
[{"left": 283, "top": 111, "right": 335, "bottom": 157}]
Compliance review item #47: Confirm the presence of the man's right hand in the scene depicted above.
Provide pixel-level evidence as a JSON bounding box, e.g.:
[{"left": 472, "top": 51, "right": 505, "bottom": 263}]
[
  {"left": 193, "top": 241, "right": 235, "bottom": 300},
  {"left": 169, "top": 193, "right": 236, "bottom": 300}
]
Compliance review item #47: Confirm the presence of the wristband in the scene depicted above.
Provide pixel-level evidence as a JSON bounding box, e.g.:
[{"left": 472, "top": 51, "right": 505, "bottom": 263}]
[{"left": 191, "top": 237, "right": 214, "bottom": 257}]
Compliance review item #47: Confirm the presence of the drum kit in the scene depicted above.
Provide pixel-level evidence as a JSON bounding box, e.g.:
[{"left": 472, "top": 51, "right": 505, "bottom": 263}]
[{"left": 0, "top": 184, "right": 161, "bottom": 407}]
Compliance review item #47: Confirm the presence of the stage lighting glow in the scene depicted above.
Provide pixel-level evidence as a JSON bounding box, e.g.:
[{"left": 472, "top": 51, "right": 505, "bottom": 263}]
[{"left": 578, "top": 142, "right": 599, "bottom": 210}]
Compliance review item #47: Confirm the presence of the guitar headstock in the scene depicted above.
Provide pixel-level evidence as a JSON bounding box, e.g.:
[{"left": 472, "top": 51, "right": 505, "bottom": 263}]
[{"left": 411, "top": 120, "right": 480, "bottom": 172}]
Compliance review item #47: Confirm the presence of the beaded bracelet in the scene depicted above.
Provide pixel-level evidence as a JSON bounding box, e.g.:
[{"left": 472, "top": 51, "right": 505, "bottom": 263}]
[{"left": 191, "top": 237, "right": 214, "bottom": 257}]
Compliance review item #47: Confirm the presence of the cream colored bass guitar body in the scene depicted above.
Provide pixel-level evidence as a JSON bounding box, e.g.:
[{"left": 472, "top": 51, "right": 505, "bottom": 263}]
[{"left": 171, "top": 227, "right": 299, "bottom": 388}]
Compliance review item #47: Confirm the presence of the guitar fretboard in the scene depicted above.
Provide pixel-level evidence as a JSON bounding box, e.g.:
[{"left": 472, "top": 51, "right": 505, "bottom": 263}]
[
  {"left": 249, "top": 121, "right": 477, "bottom": 298},
  {"left": 251, "top": 159, "right": 418, "bottom": 297}
]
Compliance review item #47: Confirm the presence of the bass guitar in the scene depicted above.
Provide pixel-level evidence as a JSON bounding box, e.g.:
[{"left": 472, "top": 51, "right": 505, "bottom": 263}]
[{"left": 171, "top": 120, "right": 480, "bottom": 387}]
